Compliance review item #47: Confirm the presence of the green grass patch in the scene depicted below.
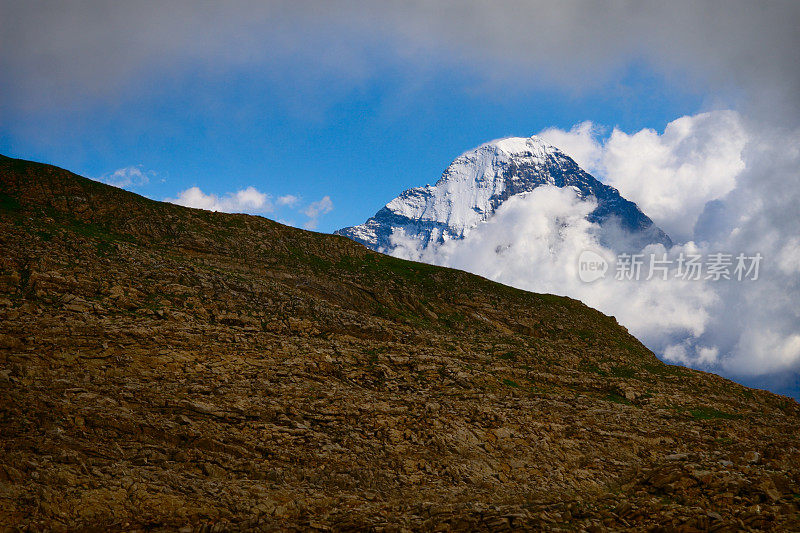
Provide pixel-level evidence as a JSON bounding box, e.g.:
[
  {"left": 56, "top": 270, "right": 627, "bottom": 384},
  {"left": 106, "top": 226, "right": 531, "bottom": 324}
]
[
  {"left": 535, "top": 293, "right": 565, "bottom": 305},
  {"left": 286, "top": 245, "right": 333, "bottom": 272},
  {"left": 616, "top": 338, "right": 644, "bottom": 356},
  {"left": 605, "top": 392, "right": 632, "bottom": 405},
  {"left": 364, "top": 347, "right": 386, "bottom": 365},
  {"left": 579, "top": 362, "right": 607, "bottom": 376},
  {"left": 377, "top": 255, "right": 443, "bottom": 284},
  {"left": 501, "top": 378, "right": 520, "bottom": 388},
  {"left": 375, "top": 304, "right": 429, "bottom": 328},
  {"left": 96, "top": 240, "right": 116, "bottom": 256},
  {"left": 610, "top": 366, "right": 637, "bottom": 379},
  {"left": 0, "top": 193, "right": 21, "bottom": 212},
  {"left": 60, "top": 217, "right": 138, "bottom": 246},
  {"left": 497, "top": 351, "right": 517, "bottom": 361},
  {"left": 739, "top": 388, "right": 755, "bottom": 400},
  {"left": 644, "top": 363, "right": 674, "bottom": 376},
  {"left": 689, "top": 407, "right": 742, "bottom": 420},
  {"left": 438, "top": 312, "right": 466, "bottom": 329}
]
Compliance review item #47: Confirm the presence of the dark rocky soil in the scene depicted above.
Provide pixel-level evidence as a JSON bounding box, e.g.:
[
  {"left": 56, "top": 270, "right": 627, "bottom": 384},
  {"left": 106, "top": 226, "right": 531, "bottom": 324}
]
[{"left": 1, "top": 155, "right": 799, "bottom": 531}]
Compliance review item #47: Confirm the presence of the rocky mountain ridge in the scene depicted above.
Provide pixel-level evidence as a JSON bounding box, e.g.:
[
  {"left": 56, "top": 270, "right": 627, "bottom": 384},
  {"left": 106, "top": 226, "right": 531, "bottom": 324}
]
[{"left": 1, "top": 154, "right": 799, "bottom": 531}]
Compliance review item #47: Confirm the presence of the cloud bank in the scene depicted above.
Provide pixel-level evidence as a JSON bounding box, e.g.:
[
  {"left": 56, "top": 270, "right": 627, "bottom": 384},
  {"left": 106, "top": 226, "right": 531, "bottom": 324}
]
[
  {"left": 2, "top": 2, "right": 799, "bottom": 121},
  {"left": 392, "top": 111, "right": 800, "bottom": 393},
  {"left": 539, "top": 111, "right": 748, "bottom": 243}
]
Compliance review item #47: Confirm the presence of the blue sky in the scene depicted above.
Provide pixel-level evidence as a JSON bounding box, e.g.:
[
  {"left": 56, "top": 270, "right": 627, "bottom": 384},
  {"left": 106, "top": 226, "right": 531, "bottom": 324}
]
[
  {"left": 0, "top": 21, "right": 707, "bottom": 233},
  {"left": 0, "top": 63, "right": 703, "bottom": 232}
]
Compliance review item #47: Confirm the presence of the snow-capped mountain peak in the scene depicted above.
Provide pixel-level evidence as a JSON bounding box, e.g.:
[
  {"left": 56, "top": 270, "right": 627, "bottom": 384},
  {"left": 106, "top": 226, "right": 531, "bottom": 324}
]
[
  {"left": 337, "top": 135, "right": 671, "bottom": 252},
  {"left": 492, "top": 135, "right": 556, "bottom": 156}
]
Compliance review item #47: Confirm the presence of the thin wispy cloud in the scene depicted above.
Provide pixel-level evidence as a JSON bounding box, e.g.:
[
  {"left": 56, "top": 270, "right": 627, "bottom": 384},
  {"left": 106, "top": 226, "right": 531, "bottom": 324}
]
[
  {"left": 99, "top": 165, "right": 155, "bottom": 190},
  {"left": 277, "top": 194, "right": 300, "bottom": 207},
  {"left": 303, "top": 196, "right": 334, "bottom": 229}
]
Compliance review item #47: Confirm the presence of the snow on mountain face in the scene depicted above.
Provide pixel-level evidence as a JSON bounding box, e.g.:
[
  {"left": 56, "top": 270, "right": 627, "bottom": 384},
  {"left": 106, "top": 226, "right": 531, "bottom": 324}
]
[{"left": 336, "top": 135, "right": 672, "bottom": 252}]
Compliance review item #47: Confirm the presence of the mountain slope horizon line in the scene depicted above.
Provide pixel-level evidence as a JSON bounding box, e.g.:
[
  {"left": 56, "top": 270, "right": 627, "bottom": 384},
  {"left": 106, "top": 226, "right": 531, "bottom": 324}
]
[
  {"left": 0, "top": 151, "right": 618, "bottom": 318},
  {"left": 336, "top": 134, "right": 672, "bottom": 253}
]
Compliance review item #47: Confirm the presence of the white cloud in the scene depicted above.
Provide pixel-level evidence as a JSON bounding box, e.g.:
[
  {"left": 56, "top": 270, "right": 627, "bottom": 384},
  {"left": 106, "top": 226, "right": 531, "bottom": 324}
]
[
  {"left": 731, "top": 330, "right": 800, "bottom": 376},
  {"left": 602, "top": 112, "right": 747, "bottom": 243},
  {"left": 663, "top": 343, "right": 719, "bottom": 366},
  {"left": 278, "top": 194, "right": 300, "bottom": 207},
  {"left": 663, "top": 344, "right": 690, "bottom": 364},
  {"left": 99, "top": 165, "right": 153, "bottom": 190},
  {"left": 697, "top": 346, "right": 719, "bottom": 365},
  {"left": 302, "top": 195, "right": 334, "bottom": 229},
  {"left": 166, "top": 188, "right": 335, "bottom": 230},
  {"left": 167, "top": 186, "right": 273, "bottom": 214},
  {"left": 538, "top": 121, "right": 604, "bottom": 175},
  {"left": 539, "top": 111, "right": 747, "bottom": 244},
  {"left": 695, "top": 123, "right": 800, "bottom": 378},
  {"left": 776, "top": 237, "right": 800, "bottom": 275}
]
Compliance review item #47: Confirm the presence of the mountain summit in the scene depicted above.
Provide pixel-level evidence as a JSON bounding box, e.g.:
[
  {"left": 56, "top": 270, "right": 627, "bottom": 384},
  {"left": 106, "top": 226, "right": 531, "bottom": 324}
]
[{"left": 337, "top": 135, "right": 672, "bottom": 252}]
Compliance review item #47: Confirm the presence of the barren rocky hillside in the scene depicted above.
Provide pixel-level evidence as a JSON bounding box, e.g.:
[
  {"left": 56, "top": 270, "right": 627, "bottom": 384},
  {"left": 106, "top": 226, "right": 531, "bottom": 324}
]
[{"left": 1, "top": 154, "right": 799, "bottom": 531}]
